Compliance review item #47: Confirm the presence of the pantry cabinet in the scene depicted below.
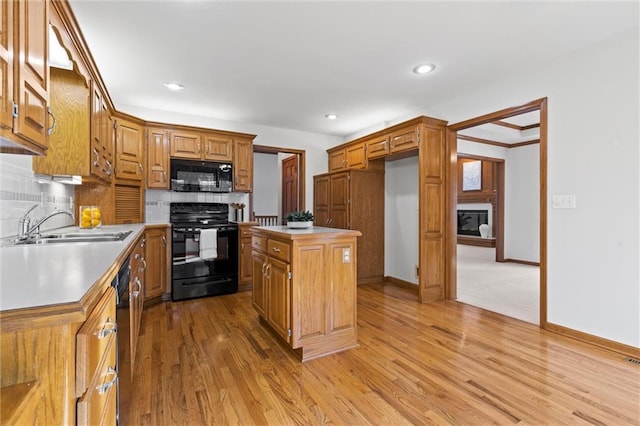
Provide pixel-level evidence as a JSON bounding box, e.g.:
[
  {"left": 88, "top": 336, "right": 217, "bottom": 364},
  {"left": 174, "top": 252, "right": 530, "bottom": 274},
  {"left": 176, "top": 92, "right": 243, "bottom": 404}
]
[
  {"left": 251, "top": 226, "right": 361, "bottom": 361},
  {"left": 313, "top": 169, "right": 384, "bottom": 283},
  {"left": 0, "top": 0, "right": 51, "bottom": 155}
]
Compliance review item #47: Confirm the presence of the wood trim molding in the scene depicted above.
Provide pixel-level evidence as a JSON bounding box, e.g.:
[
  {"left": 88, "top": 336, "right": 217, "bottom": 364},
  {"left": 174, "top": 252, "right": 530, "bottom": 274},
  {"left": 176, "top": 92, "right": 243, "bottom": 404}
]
[
  {"left": 503, "top": 258, "right": 540, "bottom": 267},
  {"left": 450, "top": 98, "right": 546, "bottom": 130},
  {"left": 458, "top": 134, "right": 511, "bottom": 148},
  {"left": 493, "top": 120, "right": 540, "bottom": 131},
  {"left": 383, "top": 276, "right": 419, "bottom": 293},
  {"left": 458, "top": 134, "right": 540, "bottom": 149},
  {"left": 546, "top": 322, "right": 640, "bottom": 359}
]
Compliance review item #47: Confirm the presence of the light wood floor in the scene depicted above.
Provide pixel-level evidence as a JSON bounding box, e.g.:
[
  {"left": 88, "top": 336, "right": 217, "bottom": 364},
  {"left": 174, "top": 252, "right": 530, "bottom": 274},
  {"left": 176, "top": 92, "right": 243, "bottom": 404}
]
[{"left": 120, "top": 283, "right": 640, "bottom": 425}]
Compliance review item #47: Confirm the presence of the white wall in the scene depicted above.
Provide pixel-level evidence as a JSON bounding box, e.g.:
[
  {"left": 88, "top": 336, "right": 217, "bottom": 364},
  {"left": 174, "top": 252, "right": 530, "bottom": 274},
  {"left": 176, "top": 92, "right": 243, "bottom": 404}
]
[
  {"left": 253, "top": 153, "right": 279, "bottom": 217},
  {"left": 348, "top": 29, "right": 640, "bottom": 347},
  {"left": 119, "top": 106, "right": 341, "bottom": 214},
  {"left": 385, "top": 156, "right": 419, "bottom": 284},
  {"left": 504, "top": 144, "right": 539, "bottom": 262}
]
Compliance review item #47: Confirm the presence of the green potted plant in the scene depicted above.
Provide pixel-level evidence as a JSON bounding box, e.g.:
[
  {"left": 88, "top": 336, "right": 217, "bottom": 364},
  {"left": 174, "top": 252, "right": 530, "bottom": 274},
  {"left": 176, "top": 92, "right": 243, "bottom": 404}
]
[{"left": 285, "top": 210, "right": 314, "bottom": 229}]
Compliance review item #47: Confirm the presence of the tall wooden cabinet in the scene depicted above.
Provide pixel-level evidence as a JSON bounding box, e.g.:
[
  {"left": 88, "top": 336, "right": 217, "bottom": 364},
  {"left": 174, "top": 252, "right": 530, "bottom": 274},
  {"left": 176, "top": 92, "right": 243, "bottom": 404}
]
[
  {"left": 313, "top": 169, "right": 384, "bottom": 283},
  {"left": 115, "top": 118, "right": 144, "bottom": 181},
  {"left": 251, "top": 227, "right": 361, "bottom": 361},
  {"left": 146, "top": 127, "right": 169, "bottom": 188}
]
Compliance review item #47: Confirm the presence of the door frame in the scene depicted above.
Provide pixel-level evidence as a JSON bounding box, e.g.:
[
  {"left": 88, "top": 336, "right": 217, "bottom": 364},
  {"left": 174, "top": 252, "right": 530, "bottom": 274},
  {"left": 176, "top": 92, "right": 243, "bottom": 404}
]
[
  {"left": 446, "top": 97, "right": 548, "bottom": 327},
  {"left": 252, "top": 145, "right": 306, "bottom": 219}
]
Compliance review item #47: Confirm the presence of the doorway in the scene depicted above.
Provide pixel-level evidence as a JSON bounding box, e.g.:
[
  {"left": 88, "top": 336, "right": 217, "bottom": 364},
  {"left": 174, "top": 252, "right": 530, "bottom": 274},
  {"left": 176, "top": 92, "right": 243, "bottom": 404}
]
[
  {"left": 447, "top": 98, "right": 547, "bottom": 326},
  {"left": 252, "top": 145, "right": 305, "bottom": 225}
]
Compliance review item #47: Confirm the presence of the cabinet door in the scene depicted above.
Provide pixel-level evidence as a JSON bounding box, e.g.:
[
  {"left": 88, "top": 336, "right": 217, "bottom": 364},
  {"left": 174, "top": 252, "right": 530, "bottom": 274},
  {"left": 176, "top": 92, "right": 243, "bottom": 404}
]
[
  {"left": 345, "top": 143, "right": 366, "bottom": 169},
  {"left": 366, "top": 135, "right": 389, "bottom": 159},
  {"left": 267, "top": 256, "right": 291, "bottom": 343},
  {"left": 0, "top": 0, "right": 13, "bottom": 132},
  {"left": 14, "top": 0, "right": 49, "bottom": 149},
  {"left": 91, "top": 83, "right": 111, "bottom": 182},
  {"left": 144, "top": 227, "right": 167, "bottom": 299},
  {"left": 233, "top": 137, "right": 253, "bottom": 192},
  {"left": 330, "top": 172, "right": 350, "bottom": 229},
  {"left": 313, "top": 175, "right": 330, "bottom": 226},
  {"left": 328, "top": 149, "right": 346, "bottom": 172},
  {"left": 116, "top": 119, "right": 143, "bottom": 181},
  {"left": 240, "top": 237, "right": 253, "bottom": 287},
  {"left": 146, "top": 128, "right": 169, "bottom": 188},
  {"left": 170, "top": 130, "right": 201, "bottom": 159},
  {"left": 252, "top": 250, "right": 268, "bottom": 317},
  {"left": 389, "top": 125, "right": 419, "bottom": 153},
  {"left": 203, "top": 134, "right": 232, "bottom": 161}
]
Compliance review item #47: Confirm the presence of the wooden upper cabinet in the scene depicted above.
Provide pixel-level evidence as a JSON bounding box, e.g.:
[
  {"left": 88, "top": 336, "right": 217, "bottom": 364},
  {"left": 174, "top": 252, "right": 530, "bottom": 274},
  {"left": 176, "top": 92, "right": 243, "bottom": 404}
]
[
  {"left": 366, "top": 135, "right": 389, "bottom": 159},
  {"left": 91, "top": 82, "right": 113, "bottom": 182},
  {"left": 0, "top": 0, "right": 50, "bottom": 154},
  {"left": 169, "top": 130, "right": 201, "bottom": 159},
  {"left": 0, "top": 0, "right": 13, "bottom": 135},
  {"left": 146, "top": 127, "right": 169, "bottom": 189},
  {"left": 328, "top": 149, "right": 347, "bottom": 172},
  {"left": 115, "top": 118, "right": 143, "bottom": 181},
  {"left": 328, "top": 143, "right": 366, "bottom": 172},
  {"left": 233, "top": 137, "right": 253, "bottom": 192},
  {"left": 203, "top": 133, "right": 232, "bottom": 161},
  {"left": 389, "top": 125, "right": 419, "bottom": 153}
]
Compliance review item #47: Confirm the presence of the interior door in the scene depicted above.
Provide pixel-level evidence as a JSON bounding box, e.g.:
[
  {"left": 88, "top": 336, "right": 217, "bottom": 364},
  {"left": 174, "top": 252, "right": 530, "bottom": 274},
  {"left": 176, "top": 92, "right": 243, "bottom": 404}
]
[{"left": 281, "top": 154, "right": 298, "bottom": 218}]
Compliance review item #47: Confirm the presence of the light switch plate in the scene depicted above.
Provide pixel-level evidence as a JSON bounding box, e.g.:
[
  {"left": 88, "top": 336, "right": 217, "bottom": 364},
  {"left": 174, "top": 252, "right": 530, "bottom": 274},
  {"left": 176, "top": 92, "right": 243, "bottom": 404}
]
[{"left": 552, "top": 194, "right": 577, "bottom": 209}]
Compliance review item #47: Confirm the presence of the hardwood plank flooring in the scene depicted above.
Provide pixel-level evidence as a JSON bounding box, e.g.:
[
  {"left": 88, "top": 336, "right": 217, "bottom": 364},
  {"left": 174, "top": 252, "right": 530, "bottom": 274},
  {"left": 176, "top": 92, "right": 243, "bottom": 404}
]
[{"left": 120, "top": 283, "right": 640, "bottom": 425}]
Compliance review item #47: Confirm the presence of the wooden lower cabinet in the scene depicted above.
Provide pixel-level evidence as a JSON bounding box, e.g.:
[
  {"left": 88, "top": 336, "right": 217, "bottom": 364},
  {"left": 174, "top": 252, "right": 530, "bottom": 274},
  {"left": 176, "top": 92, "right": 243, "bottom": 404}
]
[
  {"left": 144, "top": 225, "right": 169, "bottom": 301},
  {"left": 251, "top": 227, "right": 361, "bottom": 361},
  {"left": 129, "top": 235, "right": 145, "bottom": 370},
  {"left": 0, "top": 284, "right": 118, "bottom": 425},
  {"left": 238, "top": 222, "right": 257, "bottom": 291}
]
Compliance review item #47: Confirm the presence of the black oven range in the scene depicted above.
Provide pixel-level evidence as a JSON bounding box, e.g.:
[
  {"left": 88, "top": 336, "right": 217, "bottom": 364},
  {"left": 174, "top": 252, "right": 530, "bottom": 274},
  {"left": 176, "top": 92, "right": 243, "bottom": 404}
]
[{"left": 170, "top": 202, "right": 238, "bottom": 301}]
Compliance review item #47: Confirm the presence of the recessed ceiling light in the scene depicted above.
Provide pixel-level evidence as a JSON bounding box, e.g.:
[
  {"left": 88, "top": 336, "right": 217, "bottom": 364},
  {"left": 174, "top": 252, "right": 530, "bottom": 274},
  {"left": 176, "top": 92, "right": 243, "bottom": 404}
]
[
  {"left": 413, "top": 64, "right": 436, "bottom": 75},
  {"left": 325, "top": 113, "right": 339, "bottom": 120},
  {"left": 163, "top": 82, "right": 185, "bottom": 91}
]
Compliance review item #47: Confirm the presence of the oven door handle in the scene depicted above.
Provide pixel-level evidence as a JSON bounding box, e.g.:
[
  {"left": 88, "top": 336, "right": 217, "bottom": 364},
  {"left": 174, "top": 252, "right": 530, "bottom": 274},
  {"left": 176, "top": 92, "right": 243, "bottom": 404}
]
[{"left": 181, "top": 277, "right": 233, "bottom": 287}]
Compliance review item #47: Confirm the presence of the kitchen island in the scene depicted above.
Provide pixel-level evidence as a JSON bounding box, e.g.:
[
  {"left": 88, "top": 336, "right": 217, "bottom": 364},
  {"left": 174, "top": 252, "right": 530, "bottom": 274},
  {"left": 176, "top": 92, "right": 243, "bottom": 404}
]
[{"left": 251, "top": 226, "right": 361, "bottom": 361}]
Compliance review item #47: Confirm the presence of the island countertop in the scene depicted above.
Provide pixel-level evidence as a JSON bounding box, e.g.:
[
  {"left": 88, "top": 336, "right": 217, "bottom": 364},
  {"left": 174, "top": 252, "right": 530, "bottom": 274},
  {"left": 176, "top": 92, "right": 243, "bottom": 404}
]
[
  {"left": 252, "top": 226, "right": 362, "bottom": 239},
  {"left": 0, "top": 224, "right": 145, "bottom": 313}
]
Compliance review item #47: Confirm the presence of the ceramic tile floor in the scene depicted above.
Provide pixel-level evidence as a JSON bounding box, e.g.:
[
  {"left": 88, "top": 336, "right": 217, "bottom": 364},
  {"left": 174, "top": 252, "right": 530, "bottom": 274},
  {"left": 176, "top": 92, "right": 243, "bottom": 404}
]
[{"left": 456, "top": 244, "right": 540, "bottom": 325}]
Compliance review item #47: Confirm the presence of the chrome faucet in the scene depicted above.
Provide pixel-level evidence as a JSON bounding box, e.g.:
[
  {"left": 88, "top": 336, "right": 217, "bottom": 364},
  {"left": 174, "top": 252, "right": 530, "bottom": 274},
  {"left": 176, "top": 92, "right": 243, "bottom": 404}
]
[{"left": 17, "top": 206, "right": 74, "bottom": 241}]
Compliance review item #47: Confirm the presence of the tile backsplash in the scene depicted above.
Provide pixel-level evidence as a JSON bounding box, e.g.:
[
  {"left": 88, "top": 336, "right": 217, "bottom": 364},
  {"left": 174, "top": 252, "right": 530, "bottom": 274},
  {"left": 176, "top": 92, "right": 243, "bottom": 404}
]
[
  {"left": 0, "top": 154, "right": 75, "bottom": 239},
  {"left": 145, "top": 190, "right": 250, "bottom": 223}
]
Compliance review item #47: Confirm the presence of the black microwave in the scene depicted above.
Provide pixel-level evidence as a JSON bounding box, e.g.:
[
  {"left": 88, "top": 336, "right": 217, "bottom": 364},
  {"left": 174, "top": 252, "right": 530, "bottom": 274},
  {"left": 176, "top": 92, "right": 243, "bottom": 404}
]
[{"left": 170, "top": 159, "right": 233, "bottom": 192}]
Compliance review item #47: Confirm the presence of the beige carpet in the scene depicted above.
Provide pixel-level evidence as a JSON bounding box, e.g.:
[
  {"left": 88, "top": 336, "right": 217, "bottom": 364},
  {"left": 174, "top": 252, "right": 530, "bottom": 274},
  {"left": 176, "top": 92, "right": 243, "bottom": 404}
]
[{"left": 456, "top": 244, "right": 539, "bottom": 325}]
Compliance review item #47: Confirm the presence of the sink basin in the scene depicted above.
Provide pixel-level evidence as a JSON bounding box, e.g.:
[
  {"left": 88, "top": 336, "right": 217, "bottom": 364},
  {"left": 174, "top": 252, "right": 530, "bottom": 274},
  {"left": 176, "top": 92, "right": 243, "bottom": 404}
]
[{"left": 13, "top": 230, "right": 132, "bottom": 245}]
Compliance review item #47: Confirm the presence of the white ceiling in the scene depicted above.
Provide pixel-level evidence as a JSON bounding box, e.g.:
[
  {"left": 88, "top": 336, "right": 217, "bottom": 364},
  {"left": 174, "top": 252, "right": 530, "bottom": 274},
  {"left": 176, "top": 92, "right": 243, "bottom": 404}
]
[{"left": 67, "top": 1, "right": 638, "bottom": 138}]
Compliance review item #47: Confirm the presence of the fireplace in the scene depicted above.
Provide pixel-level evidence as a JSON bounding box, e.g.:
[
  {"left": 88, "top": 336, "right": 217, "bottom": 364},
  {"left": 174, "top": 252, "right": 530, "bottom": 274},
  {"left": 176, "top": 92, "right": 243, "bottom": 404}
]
[{"left": 457, "top": 209, "right": 488, "bottom": 236}]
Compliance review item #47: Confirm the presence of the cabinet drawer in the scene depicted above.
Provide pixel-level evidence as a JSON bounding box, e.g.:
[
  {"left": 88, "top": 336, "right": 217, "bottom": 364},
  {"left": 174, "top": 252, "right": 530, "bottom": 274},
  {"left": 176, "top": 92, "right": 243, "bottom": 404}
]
[
  {"left": 267, "top": 239, "right": 291, "bottom": 262},
  {"left": 241, "top": 227, "right": 254, "bottom": 239},
  {"left": 252, "top": 236, "right": 267, "bottom": 252},
  {"left": 76, "top": 349, "right": 117, "bottom": 426},
  {"left": 76, "top": 287, "right": 117, "bottom": 397}
]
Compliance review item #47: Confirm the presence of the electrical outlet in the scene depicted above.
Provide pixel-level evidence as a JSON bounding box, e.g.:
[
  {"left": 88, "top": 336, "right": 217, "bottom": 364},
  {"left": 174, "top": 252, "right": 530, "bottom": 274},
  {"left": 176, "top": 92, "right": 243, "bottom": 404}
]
[{"left": 342, "top": 248, "right": 351, "bottom": 263}]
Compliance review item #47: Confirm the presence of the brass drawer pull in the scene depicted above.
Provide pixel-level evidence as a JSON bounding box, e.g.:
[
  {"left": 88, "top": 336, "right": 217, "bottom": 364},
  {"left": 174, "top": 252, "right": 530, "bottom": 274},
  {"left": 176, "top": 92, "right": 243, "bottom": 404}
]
[{"left": 272, "top": 247, "right": 281, "bottom": 253}]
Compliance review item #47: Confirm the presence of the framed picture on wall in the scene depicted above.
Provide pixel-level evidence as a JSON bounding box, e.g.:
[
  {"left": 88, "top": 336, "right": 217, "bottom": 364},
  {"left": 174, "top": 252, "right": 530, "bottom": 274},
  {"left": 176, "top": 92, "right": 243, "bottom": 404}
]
[{"left": 462, "top": 160, "right": 482, "bottom": 191}]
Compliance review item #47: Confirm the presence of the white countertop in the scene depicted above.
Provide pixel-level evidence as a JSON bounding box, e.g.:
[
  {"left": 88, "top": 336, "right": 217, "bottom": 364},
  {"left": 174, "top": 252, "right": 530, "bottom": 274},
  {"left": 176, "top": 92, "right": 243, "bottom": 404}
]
[
  {"left": 0, "top": 224, "right": 145, "bottom": 312},
  {"left": 253, "top": 226, "right": 362, "bottom": 237}
]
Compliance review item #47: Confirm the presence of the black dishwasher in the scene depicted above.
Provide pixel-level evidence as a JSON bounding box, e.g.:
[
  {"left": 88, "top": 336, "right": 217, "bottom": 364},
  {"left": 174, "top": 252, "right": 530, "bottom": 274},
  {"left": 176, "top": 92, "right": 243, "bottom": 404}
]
[{"left": 112, "top": 255, "right": 131, "bottom": 426}]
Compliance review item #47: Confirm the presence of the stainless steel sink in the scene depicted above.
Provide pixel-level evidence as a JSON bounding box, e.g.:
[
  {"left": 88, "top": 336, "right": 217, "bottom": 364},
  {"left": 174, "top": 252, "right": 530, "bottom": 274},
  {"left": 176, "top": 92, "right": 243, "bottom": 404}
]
[{"left": 12, "top": 230, "right": 132, "bottom": 245}]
